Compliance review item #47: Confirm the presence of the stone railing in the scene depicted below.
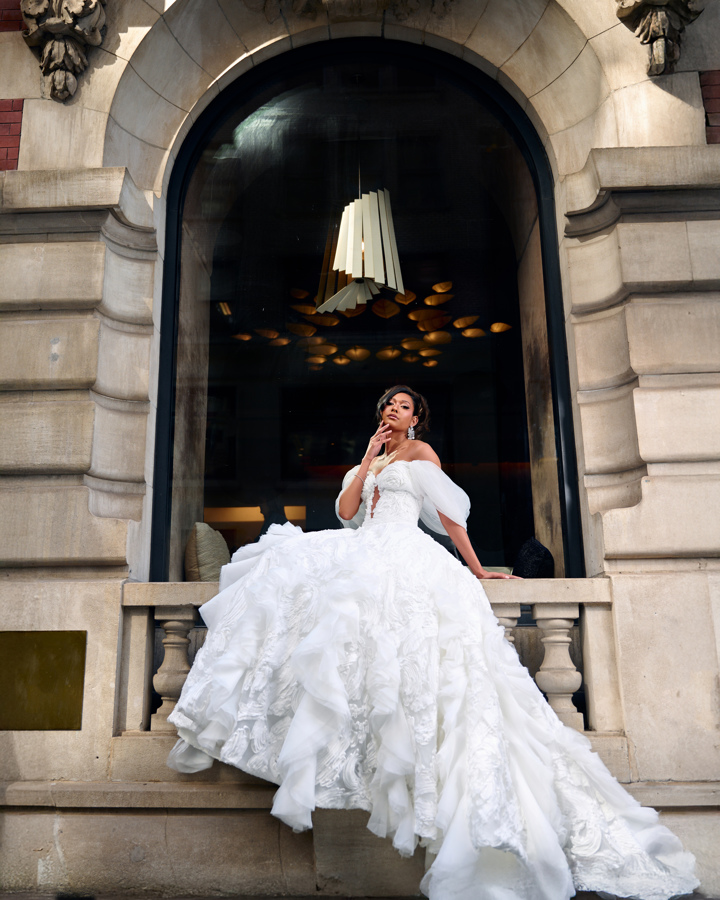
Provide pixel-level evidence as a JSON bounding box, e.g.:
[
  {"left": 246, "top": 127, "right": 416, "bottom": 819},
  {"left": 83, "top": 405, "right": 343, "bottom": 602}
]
[{"left": 119, "top": 578, "right": 620, "bottom": 738}]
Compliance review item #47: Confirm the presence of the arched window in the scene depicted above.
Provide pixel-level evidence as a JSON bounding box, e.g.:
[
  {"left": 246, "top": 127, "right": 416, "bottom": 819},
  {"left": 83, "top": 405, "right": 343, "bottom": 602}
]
[{"left": 151, "top": 40, "right": 583, "bottom": 581}]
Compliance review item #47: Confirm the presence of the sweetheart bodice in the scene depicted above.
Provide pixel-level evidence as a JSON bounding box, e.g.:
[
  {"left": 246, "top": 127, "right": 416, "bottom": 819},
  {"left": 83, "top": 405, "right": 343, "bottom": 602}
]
[
  {"left": 361, "top": 461, "right": 423, "bottom": 528},
  {"left": 336, "top": 458, "right": 471, "bottom": 535}
]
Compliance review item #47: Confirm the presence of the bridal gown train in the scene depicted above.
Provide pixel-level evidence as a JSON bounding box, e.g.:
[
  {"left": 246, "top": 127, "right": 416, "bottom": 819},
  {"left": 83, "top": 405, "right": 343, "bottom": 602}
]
[{"left": 167, "top": 460, "right": 699, "bottom": 900}]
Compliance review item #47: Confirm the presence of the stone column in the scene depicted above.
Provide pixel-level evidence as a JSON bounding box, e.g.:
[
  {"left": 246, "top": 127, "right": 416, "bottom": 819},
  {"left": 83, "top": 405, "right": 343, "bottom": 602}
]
[
  {"left": 491, "top": 602, "right": 521, "bottom": 644},
  {"left": 151, "top": 605, "right": 199, "bottom": 733},
  {"left": 532, "top": 602, "right": 584, "bottom": 731}
]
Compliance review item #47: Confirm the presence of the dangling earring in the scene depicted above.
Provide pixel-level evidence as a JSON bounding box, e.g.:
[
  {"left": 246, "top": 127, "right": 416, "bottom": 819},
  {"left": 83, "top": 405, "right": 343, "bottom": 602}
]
[{"left": 407, "top": 425, "right": 415, "bottom": 440}]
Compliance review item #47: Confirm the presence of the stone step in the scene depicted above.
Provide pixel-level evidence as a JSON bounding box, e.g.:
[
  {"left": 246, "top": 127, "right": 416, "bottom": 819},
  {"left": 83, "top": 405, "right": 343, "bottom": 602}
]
[{"left": 0, "top": 894, "right": 714, "bottom": 900}]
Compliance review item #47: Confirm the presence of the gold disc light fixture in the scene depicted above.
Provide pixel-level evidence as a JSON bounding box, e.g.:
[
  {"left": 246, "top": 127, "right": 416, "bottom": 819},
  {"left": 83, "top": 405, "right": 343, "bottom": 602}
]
[{"left": 317, "top": 190, "right": 404, "bottom": 313}]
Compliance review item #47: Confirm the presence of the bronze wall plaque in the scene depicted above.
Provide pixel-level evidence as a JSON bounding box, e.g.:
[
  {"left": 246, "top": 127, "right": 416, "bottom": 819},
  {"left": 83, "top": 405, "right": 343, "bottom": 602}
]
[{"left": 0, "top": 631, "right": 87, "bottom": 730}]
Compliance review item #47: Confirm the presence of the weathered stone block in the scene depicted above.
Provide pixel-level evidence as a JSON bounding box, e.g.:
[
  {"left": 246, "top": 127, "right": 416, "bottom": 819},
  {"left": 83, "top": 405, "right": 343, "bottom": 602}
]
[
  {"left": 0, "top": 318, "right": 99, "bottom": 390},
  {"left": 660, "top": 811, "right": 720, "bottom": 899},
  {"left": 0, "top": 809, "right": 315, "bottom": 895},
  {"left": 501, "top": 2, "right": 585, "bottom": 99},
  {"left": 109, "top": 732, "right": 261, "bottom": 783},
  {"left": 577, "top": 381, "right": 643, "bottom": 475},
  {"left": 0, "top": 33, "right": 43, "bottom": 100},
  {"left": 0, "top": 581, "right": 123, "bottom": 784},
  {"left": 101, "top": 247, "right": 154, "bottom": 325},
  {"left": 612, "top": 73, "right": 706, "bottom": 148},
  {"left": 89, "top": 399, "right": 148, "bottom": 482},
  {"left": 0, "top": 242, "right": 105, "bottom": 311},
  {"left": 567, "top": 230, "right": 623, "bottom": 312},
  {"left": 164, "top": 0, "right": 250, "bottom": 79},
  {"left": 0, "top": 485, "right": 127, "bottom": 567},
  {"left": 635, "top": 382, "right": 720, "bottom": 462},
  {"left": 1, "top": 167, "right": 152, "bottom": 229},
  {"left": 602, "top": 475, "right": 720, "bottom": 558},
  {"left": 587, "top": 734, "right": 631, "bottom": 783},
  {"left": 464, "top": 0, "right": 546, "bottom": 69},
  {"left": 572, "top": 305, "right": 633, "bottom": 391},
  {"left": 18, "top": 101, "right": 107, "bottom": 172},
  {"left": 114, "top": 28, "right": 210, "bottom": 136},
  {"left": 581, "top": 603, "right": 624, "bottom": 733},
  {"left": 618, "top": 221, "right": 692, "bottom": 289},
  {"left": 531, "top": 43, "right": 609, "bottom": 137},
  {"left": 609, "top": 573, "right": 720, "bottom": 782},
  {"left": 626, "top": 295, "right": 720, "bottom": 375},
  {"left": 95, "top": 319, "right": 151, "bottom": 401},
  {"left": 0, "top": 398, "right": 94, "bottom": 473},
  {"left": 314, "top": 808, "right": 426, "bottom": 897},
  {"left": 687, "top": 219, "right": 720, "bottom": 283}
]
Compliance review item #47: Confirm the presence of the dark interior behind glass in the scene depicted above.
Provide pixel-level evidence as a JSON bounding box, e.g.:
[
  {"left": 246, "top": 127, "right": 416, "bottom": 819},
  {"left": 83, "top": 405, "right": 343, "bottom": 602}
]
[{"left": 181, "top": 56, "right": 540, "bottom": 569}]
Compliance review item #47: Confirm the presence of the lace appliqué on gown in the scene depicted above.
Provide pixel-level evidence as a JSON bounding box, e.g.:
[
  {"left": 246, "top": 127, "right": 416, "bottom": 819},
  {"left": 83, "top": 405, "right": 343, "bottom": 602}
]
[{"left": 168, "top": 461, "right": 698, "bottom": 900}]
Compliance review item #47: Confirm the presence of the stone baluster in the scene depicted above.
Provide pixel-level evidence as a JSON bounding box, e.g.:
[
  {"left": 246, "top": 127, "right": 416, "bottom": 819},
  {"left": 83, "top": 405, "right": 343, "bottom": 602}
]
[
  {"left": 532, "top": 602, "right": 584, "bottom": 731},
  {"left": 491, "top": 602, "right": 521, "bottom": 644},
  {"left": 151, "top": 605, "right": 198, "bottom": 733}
]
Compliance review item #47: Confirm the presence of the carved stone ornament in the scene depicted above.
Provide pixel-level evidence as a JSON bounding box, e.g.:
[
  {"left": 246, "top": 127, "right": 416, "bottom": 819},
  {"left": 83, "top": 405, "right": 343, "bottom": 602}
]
[
  {"left": 21, "top": 0, "right": 106, "bottom": 102},
  {"left": 248, "top": 0, "right": 452, "bottom": 24},
  {"left": 616, "top": 0, "right": 703, "bottom": 76}
]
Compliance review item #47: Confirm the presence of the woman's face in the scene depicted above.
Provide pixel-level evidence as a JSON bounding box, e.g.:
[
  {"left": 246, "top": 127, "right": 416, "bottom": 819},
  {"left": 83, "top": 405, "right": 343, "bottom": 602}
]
[{"left": 381, "top": 392, "right": 419, "bottom": 434}]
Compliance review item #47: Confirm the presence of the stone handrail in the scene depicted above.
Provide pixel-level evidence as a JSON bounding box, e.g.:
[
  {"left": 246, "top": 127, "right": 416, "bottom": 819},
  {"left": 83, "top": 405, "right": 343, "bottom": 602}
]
[{"left": 121, "top": 579, "right": 615, "bottom": 735}]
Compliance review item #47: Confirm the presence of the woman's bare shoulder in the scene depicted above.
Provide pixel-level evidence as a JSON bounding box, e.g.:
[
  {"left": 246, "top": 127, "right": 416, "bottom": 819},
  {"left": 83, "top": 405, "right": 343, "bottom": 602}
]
[{"left": 408, "top": 440, "right": 441, "bottom": 467}]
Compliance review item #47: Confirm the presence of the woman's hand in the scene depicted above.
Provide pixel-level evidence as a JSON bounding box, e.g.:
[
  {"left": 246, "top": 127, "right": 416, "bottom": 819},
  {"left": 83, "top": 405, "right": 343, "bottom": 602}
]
[
  {"left": 472, "top": 566, "right": 522, "bottom": 580},
  {"left": 363, "top": 423, "right": 392, "bottom": 462}
]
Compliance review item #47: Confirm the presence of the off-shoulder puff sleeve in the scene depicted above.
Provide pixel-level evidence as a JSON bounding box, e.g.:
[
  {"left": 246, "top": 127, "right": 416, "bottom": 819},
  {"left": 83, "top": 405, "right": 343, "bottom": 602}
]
[
  {"left": 335, "top": 465, "right": 366, "bottom": 529},
  {"left": 410, "top": 460, "right": 470, "bottom": 535}
]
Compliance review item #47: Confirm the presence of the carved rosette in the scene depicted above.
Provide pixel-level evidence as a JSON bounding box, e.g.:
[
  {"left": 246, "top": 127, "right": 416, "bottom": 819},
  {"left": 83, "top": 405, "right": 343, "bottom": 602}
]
[
  {"left": 21, "top": 0, "right": 106, "bottom": 102},
  {"left": 616, "top": 0, "right": 702, "bottom": 76}
]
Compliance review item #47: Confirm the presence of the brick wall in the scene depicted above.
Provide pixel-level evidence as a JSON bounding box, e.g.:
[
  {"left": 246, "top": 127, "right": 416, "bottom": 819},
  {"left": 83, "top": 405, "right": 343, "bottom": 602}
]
[
  {"left": 701, "top": 71, "right": 720, "bottom": 144},
  {"left": 0, "top": 100, "right": 23, "bottom": 171},
  {"left": 0, "top": 0, "right": 22, "bottom": 32}
]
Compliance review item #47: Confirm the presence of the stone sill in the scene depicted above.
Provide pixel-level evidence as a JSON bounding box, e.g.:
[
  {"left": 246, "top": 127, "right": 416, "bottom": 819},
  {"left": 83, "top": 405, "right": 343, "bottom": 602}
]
[
  {"left": 2, "top": 779, "right": 718, "bottom": 811},
  {"left": 122, "top": 578, "right": 613, "bottom": 608},
  {"left": 0, "top": 780, "right": 275, "bottom": 809}
]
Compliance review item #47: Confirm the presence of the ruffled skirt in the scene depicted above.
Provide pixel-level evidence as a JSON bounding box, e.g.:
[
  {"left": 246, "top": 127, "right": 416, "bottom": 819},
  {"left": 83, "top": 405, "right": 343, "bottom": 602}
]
[{"left": 167, "top": 521, "right": 698, "bottom": 900}]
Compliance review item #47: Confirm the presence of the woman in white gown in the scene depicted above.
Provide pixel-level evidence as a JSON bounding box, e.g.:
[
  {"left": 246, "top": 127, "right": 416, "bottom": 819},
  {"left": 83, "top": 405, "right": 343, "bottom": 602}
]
[{"left": 167, "top": 386, "right": 699, "bottom": 900}]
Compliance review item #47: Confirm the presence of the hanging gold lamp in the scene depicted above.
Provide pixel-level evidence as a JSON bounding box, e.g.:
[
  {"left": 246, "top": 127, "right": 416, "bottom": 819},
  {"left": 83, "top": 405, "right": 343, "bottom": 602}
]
[
  {"left": 453, "top": 315, "right": 479, "bottom": 329},
  {"left": 345, "top": 346, "right": 371, "bottom": 361},
  {"left": 376, "top": 347, "right": 402, "bottom": 361}
]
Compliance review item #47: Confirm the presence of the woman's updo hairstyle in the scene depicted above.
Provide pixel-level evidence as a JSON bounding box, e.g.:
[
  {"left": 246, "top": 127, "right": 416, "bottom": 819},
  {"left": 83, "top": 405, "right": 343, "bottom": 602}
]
[{"left": 376, "top": 385, "right": 431, "bottom": 440}]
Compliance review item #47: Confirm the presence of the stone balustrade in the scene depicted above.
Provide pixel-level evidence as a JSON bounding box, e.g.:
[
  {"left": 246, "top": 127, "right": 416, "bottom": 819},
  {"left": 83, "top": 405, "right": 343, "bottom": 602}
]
[
  {"left": 151, "top": 605, "right": 199, "bottom": 733},
  {"left": 121, "top": 578, "right": 616, "bottom": 737}
]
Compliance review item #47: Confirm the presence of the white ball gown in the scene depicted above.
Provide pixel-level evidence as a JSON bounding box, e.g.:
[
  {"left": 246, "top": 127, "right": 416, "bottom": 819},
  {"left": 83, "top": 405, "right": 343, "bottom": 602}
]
[{"left": 167, "top": 459, "right": 699, "bottom": 900}]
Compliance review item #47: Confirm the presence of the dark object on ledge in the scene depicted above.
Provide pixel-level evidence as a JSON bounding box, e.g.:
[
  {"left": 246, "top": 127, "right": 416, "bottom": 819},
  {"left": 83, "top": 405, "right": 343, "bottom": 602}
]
[{"left": 513, "top": 537, "right": 554, "bottom": 579}]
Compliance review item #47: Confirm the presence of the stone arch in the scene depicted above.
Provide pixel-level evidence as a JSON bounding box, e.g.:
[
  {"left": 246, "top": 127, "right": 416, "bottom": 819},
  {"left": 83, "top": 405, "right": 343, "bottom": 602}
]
[
  {"left": 144, "top": 28, "right": 589, "bottom": 578},
  {"left": 102, "top": 0, "right": 628, "bottom": 196}
]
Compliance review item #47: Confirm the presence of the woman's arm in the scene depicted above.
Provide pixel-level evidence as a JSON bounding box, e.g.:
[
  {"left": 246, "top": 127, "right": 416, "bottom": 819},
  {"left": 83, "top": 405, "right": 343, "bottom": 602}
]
[
  {"left": 337, "top": 423, "right": 392, "bottom": 521},
  {"left": 412, "top": 443, "right": 519, "bottom": 580},
  {"left": 438, "top": 512, "right": 519, "bottom": 580}
]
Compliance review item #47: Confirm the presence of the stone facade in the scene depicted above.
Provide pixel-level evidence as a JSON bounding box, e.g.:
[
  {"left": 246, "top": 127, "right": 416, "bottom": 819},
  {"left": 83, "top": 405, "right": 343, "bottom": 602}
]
[{"left": 1, "top": 0, "right": 719, "bottom": 896}]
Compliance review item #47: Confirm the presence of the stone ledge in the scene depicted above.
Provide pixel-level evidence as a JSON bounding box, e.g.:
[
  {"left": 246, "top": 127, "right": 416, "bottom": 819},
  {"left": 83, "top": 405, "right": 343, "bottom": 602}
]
[
  {"left": 122, "top": 578, "right": 613, "bottom": 607},
  {"left": 0, "top": 167, "right": 153, "bottom": 230},
  {"left": 4, "top": 779, "right": 716, "bottom": 811},
  {"left": 0, "top": 780, "right": 276, "bottom": 809},
  {"left": 626, "top": 781, "right": 720, "bottom": 808},
  {"left": 566, "top": 146, "right": 720, "bottom": 216},
  {"left": 123, "top": 581, "right": 219, "bottom": 606}
]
